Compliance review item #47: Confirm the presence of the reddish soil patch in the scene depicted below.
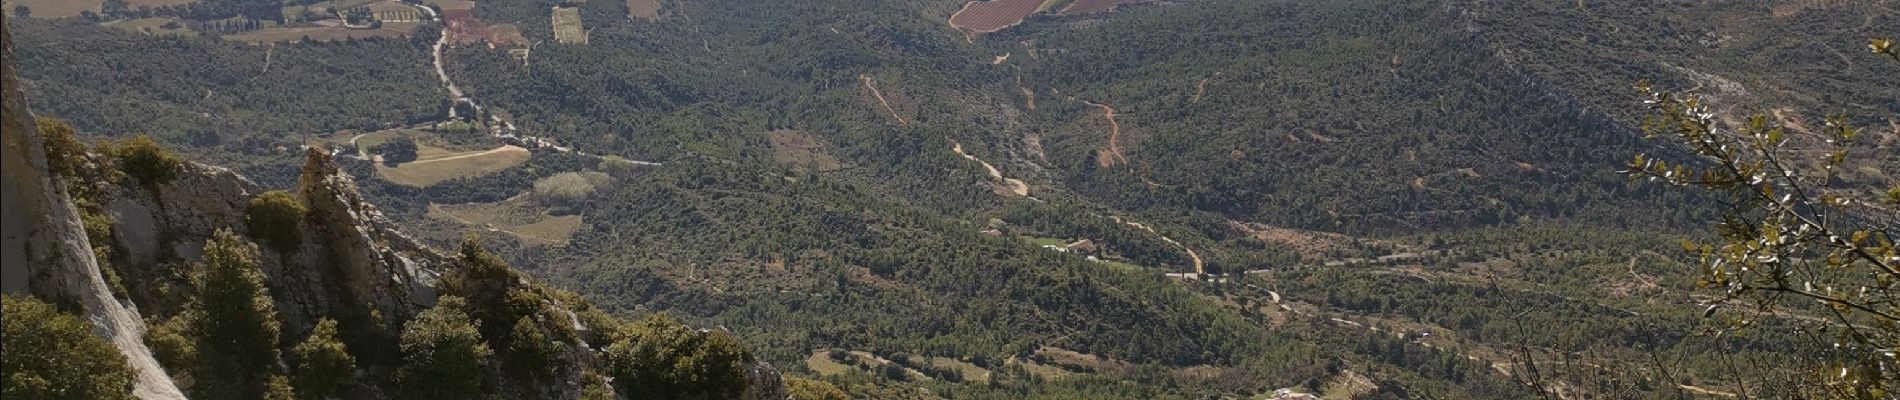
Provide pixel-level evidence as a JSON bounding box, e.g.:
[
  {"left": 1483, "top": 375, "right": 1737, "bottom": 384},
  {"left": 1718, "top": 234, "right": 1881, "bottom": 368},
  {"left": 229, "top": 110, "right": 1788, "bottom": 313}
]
[{"left": 948, "top": 0, "right": 1044, "bottom": 33}]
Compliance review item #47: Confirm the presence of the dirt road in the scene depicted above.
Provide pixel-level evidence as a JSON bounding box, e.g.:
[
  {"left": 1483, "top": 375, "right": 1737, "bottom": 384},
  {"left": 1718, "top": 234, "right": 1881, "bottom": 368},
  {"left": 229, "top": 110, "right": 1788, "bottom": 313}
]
[{"left": 950, "top": 139, "right": 1030, "bottom": 197}]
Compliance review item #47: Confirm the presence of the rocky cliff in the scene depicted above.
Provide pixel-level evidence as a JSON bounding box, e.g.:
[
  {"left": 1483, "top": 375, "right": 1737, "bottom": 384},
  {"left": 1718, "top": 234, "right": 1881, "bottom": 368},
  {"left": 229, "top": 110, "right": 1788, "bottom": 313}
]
[{"left": 1, "top": 21, "right": 187, "bottom": 400}]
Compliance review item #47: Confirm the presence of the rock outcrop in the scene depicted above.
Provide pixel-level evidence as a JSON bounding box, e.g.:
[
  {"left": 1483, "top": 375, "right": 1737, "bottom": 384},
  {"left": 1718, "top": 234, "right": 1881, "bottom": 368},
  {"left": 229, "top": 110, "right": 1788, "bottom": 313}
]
[{"left": 0, "top": 21, "right": 188, "bottom": 400}]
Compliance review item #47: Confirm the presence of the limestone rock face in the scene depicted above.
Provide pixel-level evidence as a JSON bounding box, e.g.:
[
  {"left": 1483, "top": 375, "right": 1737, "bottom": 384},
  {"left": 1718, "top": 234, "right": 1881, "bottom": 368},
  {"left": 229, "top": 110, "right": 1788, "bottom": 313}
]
[
  {"left": 742, "top": 360, "right": 789, "bottom": 400},
  {"left": 0, "top": 20, "right": 188, "bottom": 400},
  {"left": 90, "top": 148, "right": 448, "bottom": 339},
  {"left": 283, "top": 148, "right": 444, "bottom": 332}
]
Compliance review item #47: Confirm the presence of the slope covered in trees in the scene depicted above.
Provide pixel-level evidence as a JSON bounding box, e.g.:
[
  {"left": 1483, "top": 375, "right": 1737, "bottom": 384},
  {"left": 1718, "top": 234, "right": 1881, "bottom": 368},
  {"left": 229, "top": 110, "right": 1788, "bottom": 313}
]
[{"left": 8, "top": 0, "right": 1895, "bottom": 397}]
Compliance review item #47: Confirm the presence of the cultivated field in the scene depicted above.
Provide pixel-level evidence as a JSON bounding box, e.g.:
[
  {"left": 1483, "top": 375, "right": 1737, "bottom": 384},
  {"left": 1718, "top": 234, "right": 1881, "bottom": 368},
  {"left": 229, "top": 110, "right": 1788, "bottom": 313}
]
[
  {"left": 423, "top": 0, "right": 472, "bottom": 8},
  {"left": 551, "top": 7, "right": 585, "bottom": 44},
  {"left": 946, "top": 0, "right": 1043, "bottom": 33},
  {"left": 626, "top": 0, "right": 659, "bottom": 19},
  {"left": 4, "top": 0, "right": 102, "bottom": 18},
  {"left": 430, "top": 195, "right": 583, "bottom": 245},
  {"left": 228, "top": 21, "right": 422, "bottom": 43},
  {"left": 377, "top": 145, "right": 531, "bottom": 187}
]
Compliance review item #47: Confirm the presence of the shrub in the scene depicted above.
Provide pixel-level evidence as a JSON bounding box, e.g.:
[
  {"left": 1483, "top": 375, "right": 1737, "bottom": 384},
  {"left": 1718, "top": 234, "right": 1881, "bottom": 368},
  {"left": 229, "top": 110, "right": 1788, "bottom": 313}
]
[
  {"left": 1, "top": 295, "right": 136, "bottom": 400},
  {"left": 185, "top": 230, "right": 284, "bottom": 400},
  {"left": 395, "top": 296, "right": 492, "bottom": 399},
  {"left": 291, "top": 319, "right": 356, "bottom": 399},
  {"left": 579, "top": 372, "right": 615, "bottom": 400},
  {"left": 786, "top": 378, "right": 849, "bottom": 400},
  {"left": 35, "top": 117, "right": 86, "bottom": 178},
  {"left": 109, "top": 135, "right": 182, "bottom": 186},
  {"left": 142, "top": 315, "right": 196, "bottom": 372},
  {"left": 369, "top": 136, "right": 418, "bottom": 166},
  {"left": 246, "top": 190, "right": 307, "bottom": 252},
  {"left": 603, "top": 314, "right": 751, "bottom": 399},
  {"left": 504, "top": 316, "right": 564, "bottom": 380}
]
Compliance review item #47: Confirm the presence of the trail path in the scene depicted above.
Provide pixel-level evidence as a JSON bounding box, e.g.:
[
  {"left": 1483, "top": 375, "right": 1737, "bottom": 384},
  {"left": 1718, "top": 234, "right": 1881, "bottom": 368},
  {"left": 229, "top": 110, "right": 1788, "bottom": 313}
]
[
  {"left": 950, "top": 139, "right": 1029, "bottom": 197},
  {"left": 1189, "top": 72, "right": 1220, "bottom": 104},
  {"left": 860, "top": 74, "right": 908, "bottom": 125},
  {"left": 1111, "top": 216, "right": 1204, "bottom": 274},
  {"left": 1079, "top": 99, "right": 1127, "bottom": 166},
  {"left": 406, "top": 145, "right": 528, "bottom": 165}
]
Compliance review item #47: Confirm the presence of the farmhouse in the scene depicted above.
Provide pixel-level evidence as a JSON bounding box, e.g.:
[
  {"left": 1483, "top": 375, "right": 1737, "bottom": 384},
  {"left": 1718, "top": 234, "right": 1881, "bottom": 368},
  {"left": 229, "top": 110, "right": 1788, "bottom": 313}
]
[{"left": 551, "top": 6, "right": 586, "bottom": 44}]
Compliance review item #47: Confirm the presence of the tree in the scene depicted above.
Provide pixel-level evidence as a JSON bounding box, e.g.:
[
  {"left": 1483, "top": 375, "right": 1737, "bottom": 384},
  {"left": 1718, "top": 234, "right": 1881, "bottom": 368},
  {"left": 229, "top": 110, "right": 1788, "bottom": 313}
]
[
  {"left": 247, "top": 190, "right": 307, "bottom": 252},
  {"left": 263, "top": 375, "right": 295, "bottom": 400},
  {"left": 184, "top": 230, "right": 285, "bottom": 400},
  {"left": 1628, "top": 38, "right": 1900, "bottom": 399},
  {"left": 395, "top": 296, "right": 492, "bottom": 399},
  {"left": 786, "top": 378, "right": 848, "bottom": 400},
  {"left": 1, "top": 295, "right": 136, "bottom": 400},
  {"left": 291, "top": 319, "right": 356, "bottom": 399},
  {"left": 369, "top": 136, "right": 418, "bottom": 166},
  {"left": 13, "top": 5, "right": 28, "bottom": 18},
  {"left": 35, "top": 117, "right": 85, "bottom": 178},
  {"left": 504, "top": 316, "right": 564, "bottom": 380},
  {"left": 603, "top": 314, "right": 752, "bottom": 400},
  {"left": 532, "top": 172, "right": 611, "bottom": 210},
  {"left": 440, "top": 240, "right": 527, "bottom": 342}
]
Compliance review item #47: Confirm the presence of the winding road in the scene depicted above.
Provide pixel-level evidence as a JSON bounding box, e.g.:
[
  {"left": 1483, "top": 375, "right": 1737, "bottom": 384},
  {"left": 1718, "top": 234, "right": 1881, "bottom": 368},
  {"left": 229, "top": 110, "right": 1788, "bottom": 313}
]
[
  {"left": 1111, "top": 216, "right": 1204, "bottom": 275},
  {"left": 950, "top": 139, "right": 1030, "bottom": 197}
]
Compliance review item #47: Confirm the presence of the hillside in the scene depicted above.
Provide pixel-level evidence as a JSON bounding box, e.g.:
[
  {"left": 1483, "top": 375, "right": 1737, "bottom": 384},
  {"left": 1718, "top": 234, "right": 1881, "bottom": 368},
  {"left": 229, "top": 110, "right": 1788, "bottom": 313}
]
[
  {"left": 6, "top": 0, "right": 1895, "bottom": 398},
  {"left": 1, "top": 24, "right": 790, "bottom": 397}
]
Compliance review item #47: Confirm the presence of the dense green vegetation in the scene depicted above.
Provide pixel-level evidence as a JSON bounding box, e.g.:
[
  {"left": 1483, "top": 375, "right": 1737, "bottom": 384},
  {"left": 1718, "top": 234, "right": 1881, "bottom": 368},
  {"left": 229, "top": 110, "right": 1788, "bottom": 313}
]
[
  {"left": 8, "top": 18, "right": 440, "bottom": 175},
  {"left": 178, "top": 230, "right": 286, "bottom": 400},
  {"left": 0, "top": 295, "right": 137, "bottom": 400},
  {"left": 394, "top": 296, "right": 493, "bottom": 399},
  {"left": 290, "top": 319, "right": 356, "bottom": 400}
]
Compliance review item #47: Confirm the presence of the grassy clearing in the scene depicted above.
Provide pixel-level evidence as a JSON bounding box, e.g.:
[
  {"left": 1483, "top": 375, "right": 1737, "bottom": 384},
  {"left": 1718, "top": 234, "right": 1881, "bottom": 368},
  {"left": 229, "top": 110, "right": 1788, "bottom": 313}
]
[
  {"left": 430, "top": 194, "right": 583, "bottom": 245},
  {"left": 626, "top": 0, "right": 659, "bottom": 19},
  {"left": 926, "top": 357, "right": 991, "bottom": 381},
  {"left": 1005, "top": 357, "right": 1073, "bottom": 381},
  {"left": 377, "top": 145, "right": 530, "bottom": 187},
  {"left": 103, "top": 17, "right": 197, "bottom": 36},
  {"left": 227, "top": 21, "right": 420, "bottom": 43},
  {"left": 5, "top": 0, "right": 102, "bottom": 18},
  {"left": 767, "top": 130, "right": 842, "bottom": 172},
  {"left": 804, "top": 351, "right": 852, "bottom": 376}
]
